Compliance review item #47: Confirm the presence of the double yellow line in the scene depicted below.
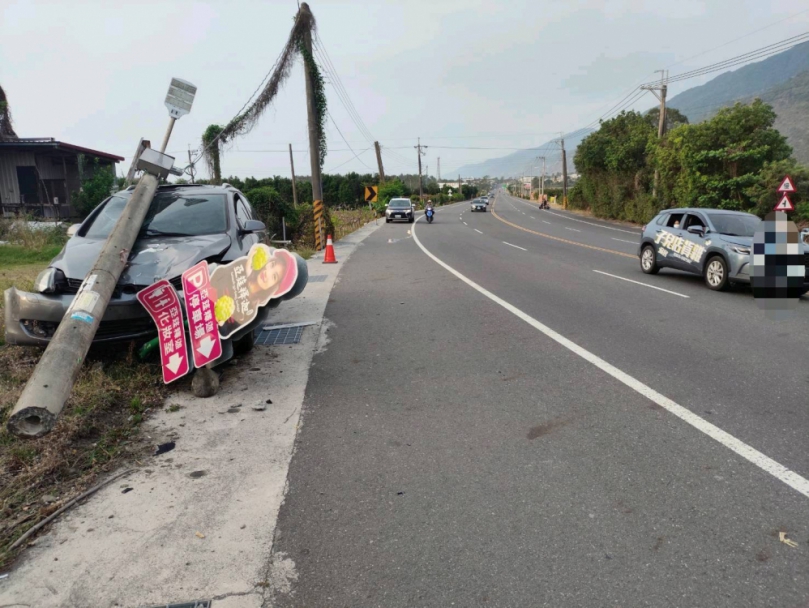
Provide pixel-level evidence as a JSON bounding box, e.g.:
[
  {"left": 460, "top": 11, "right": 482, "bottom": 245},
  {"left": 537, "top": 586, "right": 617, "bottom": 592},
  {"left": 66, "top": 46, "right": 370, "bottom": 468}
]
[{"left": 490, "top": 199, "right": 636, "bottom": 260}]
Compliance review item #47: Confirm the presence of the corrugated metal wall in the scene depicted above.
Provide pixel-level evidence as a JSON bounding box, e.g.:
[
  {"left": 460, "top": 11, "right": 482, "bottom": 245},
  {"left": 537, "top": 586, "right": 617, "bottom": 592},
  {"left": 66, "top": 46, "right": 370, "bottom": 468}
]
[{"left": 0, "top": 151, "right": 36, "bottom": 208}]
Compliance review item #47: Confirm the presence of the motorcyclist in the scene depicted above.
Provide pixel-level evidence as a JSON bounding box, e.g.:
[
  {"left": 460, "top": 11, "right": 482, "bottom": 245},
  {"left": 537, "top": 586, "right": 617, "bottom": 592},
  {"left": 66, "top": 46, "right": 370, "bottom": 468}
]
[{"left": 425, "top": 200, "right": 435, "bottom": 222}]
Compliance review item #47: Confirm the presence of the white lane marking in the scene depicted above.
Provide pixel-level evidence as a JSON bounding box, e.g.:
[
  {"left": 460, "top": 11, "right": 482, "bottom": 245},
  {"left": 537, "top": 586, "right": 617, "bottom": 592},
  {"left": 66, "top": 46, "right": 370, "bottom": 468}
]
[
  {"left": 592, "top": 270, "right": 689, "bottom": 298},
  {"left": 542, "top": 220, "right": 551, "bottom": 225},
  {"left": 474, "top": 229, "right": 483, "bottom": 234},
  {"left": 411, "top": 216, "right": 809, "bottom": 500},
  {"left": 565, "top": 227, "right": 581, "bottom": 232},
  {"left": 503, "top": 241, "right": 527, "bottom": 251},
  {"left": 612, "top": 238, "right": 638, "bottom": 244},
  {"left": 545, "top": 209, "right": 638, "bottom": 234},
  {"left": 463, "top": 222, "right": 468, "bottom": 225},
  {"left": 530, "top": 216, "right": 536, "bottom": 219}
]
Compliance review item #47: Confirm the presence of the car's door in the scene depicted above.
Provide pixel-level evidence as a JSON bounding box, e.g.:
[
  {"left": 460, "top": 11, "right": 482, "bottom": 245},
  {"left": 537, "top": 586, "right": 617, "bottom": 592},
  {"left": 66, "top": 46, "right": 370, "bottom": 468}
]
[
  {"left": 652, "top": 211, "right": 688, "bottom": 270},
  {"left": 678, "top": 212, "right": 711, "bottom": 275}
]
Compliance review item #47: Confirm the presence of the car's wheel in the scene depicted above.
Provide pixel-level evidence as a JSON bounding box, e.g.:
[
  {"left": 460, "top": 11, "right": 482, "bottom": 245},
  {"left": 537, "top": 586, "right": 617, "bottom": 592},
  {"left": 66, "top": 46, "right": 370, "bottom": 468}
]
[
  {"left": 386, "top": 218, "right": 391, "bottom": 223},
  {"left": 640, "top": 245, "right": 659, "bottom": 275},
  {"left": 409, "top": 216, "right": 414, "bottom": 223},
  {"left": 704, "top": 255, "right": 729, "bottom": 291},
  {"left": 232, "top": 331, "right": 255, "bottom": 355}
]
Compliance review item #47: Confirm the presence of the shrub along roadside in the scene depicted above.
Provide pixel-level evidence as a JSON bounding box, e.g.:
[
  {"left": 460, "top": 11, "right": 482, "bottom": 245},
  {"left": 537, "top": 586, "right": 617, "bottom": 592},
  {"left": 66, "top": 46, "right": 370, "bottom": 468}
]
[{"left": 570, "top": 100, "right": 807, "bottom": 223}]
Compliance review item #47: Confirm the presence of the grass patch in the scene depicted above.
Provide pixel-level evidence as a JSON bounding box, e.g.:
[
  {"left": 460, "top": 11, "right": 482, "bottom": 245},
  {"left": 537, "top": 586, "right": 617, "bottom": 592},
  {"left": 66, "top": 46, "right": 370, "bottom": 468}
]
[
  {"left": 0, "top": 343, "right": 166, "bottom": 569},
  {"left": 0, "top": 244, "right": 63, "bottom": 266},
  {"left": 332, "top": 208, "right": 377, "bottom": 241},
  {"left": 293, "top": 247, "right": 315, "bottom": 260}
]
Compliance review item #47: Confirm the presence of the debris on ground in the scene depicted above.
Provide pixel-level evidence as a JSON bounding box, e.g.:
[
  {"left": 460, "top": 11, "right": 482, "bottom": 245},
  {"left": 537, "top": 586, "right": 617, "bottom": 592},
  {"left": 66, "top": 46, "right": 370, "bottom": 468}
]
[
  {"left": 154, "top": 442, "right": 176, "bottom": 456},
  {"left": 779, "top": 531, "right": 798, "bottom": 548}
]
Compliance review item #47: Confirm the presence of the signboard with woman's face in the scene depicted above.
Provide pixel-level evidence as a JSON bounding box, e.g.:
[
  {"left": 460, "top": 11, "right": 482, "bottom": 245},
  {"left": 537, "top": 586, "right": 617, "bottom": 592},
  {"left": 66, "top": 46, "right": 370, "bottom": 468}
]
[{"left": 208, "top": 244, "right": 300, "bottom": 339}]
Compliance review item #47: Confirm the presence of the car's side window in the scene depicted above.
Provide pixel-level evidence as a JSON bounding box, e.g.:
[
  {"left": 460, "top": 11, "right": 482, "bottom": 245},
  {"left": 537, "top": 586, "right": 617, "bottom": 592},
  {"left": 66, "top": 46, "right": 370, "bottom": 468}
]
[
  {"left": 234, "top": 195, "right": 251, "bottom": 228},
  {"left": 683, "top": 213, "right": 706, "bottom": 231},
  {"left": 655, "top": 214, "right": 668, "bottom": 226},
  {"left": 665, "top": 213, "right": 684, "bottom": 228}
]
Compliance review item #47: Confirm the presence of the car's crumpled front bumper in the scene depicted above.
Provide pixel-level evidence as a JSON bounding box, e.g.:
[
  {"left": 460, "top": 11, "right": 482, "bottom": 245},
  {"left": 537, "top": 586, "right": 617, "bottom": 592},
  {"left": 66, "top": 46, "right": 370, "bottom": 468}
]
[{"left": 4, "top": 287, "right": 156, "bottom": 347}]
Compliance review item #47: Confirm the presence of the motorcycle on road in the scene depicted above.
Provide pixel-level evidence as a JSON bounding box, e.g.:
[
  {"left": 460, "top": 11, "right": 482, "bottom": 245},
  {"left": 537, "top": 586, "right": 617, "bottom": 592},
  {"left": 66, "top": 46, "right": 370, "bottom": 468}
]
[{"left": 425, "top": 207, "right": 435, "bottom": 223}]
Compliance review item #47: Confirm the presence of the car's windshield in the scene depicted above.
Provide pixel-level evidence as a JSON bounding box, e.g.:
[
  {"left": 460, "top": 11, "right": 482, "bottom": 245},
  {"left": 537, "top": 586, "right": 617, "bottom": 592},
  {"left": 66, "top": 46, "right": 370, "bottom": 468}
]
[
  {"left": 83, "top": 192, "right": 229, "bottom": 239},
  {"left": 389, "top": 200, "right": 410, "bottom": 208},
  {"left": 706, "top": 213, "right": 760, "bottom": 237}
]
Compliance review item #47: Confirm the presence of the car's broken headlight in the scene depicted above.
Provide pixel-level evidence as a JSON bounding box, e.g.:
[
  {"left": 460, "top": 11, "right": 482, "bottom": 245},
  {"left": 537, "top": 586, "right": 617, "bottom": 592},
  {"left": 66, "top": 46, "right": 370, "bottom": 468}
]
[{"left": 34, "top": 268, "right": 66, "bottom": 294}]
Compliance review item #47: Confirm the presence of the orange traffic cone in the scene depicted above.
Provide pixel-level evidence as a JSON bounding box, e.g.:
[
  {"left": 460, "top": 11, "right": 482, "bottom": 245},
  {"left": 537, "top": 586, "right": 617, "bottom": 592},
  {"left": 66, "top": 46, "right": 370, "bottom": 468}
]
[{"left": 323, "top": 234, "right": 338, "bottom": 264}]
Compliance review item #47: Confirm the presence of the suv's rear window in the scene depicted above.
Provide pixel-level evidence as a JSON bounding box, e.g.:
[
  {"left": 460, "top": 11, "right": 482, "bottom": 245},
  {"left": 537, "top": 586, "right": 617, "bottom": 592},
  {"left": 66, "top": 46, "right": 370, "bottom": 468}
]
[{"left": 83, "top": 192, "right": 229, "bottom": 239}]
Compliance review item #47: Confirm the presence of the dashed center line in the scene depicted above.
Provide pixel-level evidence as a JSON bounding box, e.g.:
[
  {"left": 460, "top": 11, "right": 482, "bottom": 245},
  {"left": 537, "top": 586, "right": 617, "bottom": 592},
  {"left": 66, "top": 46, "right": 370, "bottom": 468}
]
[
  {"left": 542, "top": 220, "right": 551, "bottom": 225},
  {"left": 474, "top": 229, "right": 483, "bottom": 234},
  {"left": 593, "top": 270, "right": 689, "bottom": 298},
  {"left": 463, "top": 221, "right": 468, "bottom": 225},
  {"left": 565, "top": 227, "right": 581, "bottom": 232},
  {"left": 612, "top": 238, "right": 638, "bottom": 244},
  {"left": 503, "top": 241, "right": 527, "bottom": 251}
]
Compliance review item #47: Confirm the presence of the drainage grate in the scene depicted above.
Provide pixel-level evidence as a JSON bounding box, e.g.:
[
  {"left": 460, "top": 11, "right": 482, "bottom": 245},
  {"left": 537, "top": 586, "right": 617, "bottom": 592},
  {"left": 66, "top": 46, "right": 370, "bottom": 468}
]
[
  {"left": 308, "top": 274, "right": 328, "bottom": 283},
  {"left": 255, "top": 325, "right": 304, "bottom": 346},
  {"left": 147, "top": 602, "right": 211, "bottom": 608}
]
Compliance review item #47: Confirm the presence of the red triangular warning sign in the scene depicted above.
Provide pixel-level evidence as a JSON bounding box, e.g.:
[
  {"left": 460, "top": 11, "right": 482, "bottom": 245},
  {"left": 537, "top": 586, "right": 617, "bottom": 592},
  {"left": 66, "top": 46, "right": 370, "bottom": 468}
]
[
  {"left": 775, "top": 194, "right": 794, "bottom": 211},
  {"left": 777, "top": 175, "right": 795, "bottom": 193}
]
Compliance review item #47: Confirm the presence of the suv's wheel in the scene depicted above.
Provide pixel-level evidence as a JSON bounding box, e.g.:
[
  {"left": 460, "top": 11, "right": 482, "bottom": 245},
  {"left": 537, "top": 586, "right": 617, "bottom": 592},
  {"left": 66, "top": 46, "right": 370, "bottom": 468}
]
[
  {"left": 640, "top": 245, "right": 659, "bottom": 275},
  {"left": 232, "top": 331, "right": 255, "bottom": 355},
  {"left": 385, "top": 218, "right": 391, "bottom": 223},
  {"left": 704, "top": 255, "right": 729, "bottom": 291}
]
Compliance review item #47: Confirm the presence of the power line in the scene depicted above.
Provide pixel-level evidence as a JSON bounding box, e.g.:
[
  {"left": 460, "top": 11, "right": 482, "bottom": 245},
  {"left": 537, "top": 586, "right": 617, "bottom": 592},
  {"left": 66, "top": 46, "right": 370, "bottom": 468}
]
[
  {"left": 646, "top": 32, "right": 809, "bottom": 86},
  {"left": 326, "top": 111, "right": 374, "bottom": 171},
  {"left": 663, "top": 8, "right": 809, "bottom": 71}
]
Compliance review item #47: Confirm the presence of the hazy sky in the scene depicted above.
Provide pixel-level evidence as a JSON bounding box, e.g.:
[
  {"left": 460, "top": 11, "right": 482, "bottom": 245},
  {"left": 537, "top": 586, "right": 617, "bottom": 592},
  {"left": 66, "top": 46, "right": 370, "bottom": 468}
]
[{"left": 2, "top": 0, "right": 808, "bottom": 180}]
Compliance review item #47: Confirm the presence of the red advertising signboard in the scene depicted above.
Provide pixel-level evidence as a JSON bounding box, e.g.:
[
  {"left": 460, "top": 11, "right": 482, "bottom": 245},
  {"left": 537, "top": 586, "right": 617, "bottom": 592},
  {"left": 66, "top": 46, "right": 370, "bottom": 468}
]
[
  {"left": 136, "top": 280, "right": 190, "bottom": 384},
  {"left": 181, "top": 261, "right": 222, "bottom": 368}
]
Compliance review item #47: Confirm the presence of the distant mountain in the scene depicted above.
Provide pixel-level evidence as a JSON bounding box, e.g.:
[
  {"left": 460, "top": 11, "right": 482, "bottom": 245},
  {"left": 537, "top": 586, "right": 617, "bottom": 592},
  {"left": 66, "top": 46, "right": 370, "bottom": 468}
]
[
  {"left": 455, "top": 130, "right": 594, "bottom": 178},
  {"left": 668, "top": 41, "right": 809, "bottom": 123},
  {"left": 459, "top": 41, "right": 809, "bottom": 177},
  {"left": 756, "top": 69, "right": 809, "bottom": 164}
]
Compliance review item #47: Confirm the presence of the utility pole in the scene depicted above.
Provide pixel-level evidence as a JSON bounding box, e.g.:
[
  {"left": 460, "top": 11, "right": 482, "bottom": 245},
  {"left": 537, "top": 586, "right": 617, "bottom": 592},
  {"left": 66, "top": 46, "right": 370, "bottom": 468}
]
[
  {"left": 7, "top": 78, "right": 196, "bottom": 438},
  {"left": 415, "top": 138, "right": 427, "bottom": 201},
  {"left": 374, "top": 141, "right": 385, "bottom": 183},
  {"left": 187, "top": 145, "right": 196, "bottom": 184},
  {"left": 642, "top": 70, "right": 668, "bottom": 197},
  {"left": 458, "top": 173, "right": 461, "bottom": 200},
  {"left": 560, "top": 134, "right": 568, "bottom": 209},
  {"left": 538, "top": 156, "right": 546, "bottom": 201},
  {"left": 301, "top": 3, "right": 324, "bottom": 246},
  {"left": 437, "top": 157, "right": 441, "bottom": 181},
  {"left": 288, "top": 143, "right": 298, "bottom": 208}
]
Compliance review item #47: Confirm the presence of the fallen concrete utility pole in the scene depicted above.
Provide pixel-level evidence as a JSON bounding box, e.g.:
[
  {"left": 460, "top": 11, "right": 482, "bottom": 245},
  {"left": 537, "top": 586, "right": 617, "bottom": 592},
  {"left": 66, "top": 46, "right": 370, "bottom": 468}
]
[{"left": 7, "top": 78, "right": 197, "bottom": 438}]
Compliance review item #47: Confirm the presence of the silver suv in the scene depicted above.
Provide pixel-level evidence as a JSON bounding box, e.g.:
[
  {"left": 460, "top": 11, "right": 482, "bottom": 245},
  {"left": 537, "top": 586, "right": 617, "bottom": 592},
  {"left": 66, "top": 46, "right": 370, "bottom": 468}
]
[
  {"left": 385, "top": 198, "right": 414, "bottom": 223},
  {"left": 638, "top": 208, "right": 809, "bottom": 291}
]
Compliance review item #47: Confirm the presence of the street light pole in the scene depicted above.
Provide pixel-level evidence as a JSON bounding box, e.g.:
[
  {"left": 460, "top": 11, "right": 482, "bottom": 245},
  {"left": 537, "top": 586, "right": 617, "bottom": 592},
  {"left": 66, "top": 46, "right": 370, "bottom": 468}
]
[{"left": 7, "top": 78, "right": 197, "bottom": 438}]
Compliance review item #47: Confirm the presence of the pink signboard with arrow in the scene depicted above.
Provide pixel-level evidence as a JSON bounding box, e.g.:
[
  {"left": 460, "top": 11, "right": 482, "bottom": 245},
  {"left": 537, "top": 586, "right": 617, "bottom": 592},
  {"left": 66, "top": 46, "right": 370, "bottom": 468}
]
[
  {"left": 137, "top": 279, "right": 190, "bottom": 384},
  {"left": 181, "top": 261, "right": 222, "bottom": 368}
]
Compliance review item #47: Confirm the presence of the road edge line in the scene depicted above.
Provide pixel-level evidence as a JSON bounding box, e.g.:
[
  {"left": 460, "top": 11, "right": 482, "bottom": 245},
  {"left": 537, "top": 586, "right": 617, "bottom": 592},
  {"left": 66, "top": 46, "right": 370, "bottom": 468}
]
[{"left": 411, "top": 215, "right": 809, "bottom": 500}]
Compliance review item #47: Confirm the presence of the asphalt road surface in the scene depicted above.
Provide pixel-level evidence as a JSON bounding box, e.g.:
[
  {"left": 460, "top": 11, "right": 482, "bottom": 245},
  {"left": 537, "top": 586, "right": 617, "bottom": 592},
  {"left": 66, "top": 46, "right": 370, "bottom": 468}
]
[{"left": 272, "top": 191, "right": 809, "bottom": 607}]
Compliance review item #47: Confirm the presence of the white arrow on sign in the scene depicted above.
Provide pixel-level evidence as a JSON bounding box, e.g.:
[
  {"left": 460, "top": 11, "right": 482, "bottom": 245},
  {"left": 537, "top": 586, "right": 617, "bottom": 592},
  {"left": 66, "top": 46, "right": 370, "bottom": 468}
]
[
  {"left": 166, "top": 353, "right": 184, "bottom": 374},
  {"left": 196, "top": 335, "right": 216, "bottom": 357}
]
